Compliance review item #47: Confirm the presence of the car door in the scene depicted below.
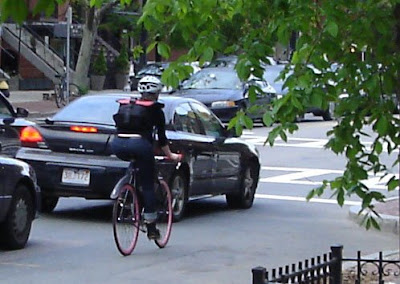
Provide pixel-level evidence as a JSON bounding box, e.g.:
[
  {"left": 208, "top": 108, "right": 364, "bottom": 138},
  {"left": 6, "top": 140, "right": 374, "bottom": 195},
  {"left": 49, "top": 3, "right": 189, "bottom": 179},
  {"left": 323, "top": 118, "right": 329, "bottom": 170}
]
[
  {"left": 190, "top": 102, "right": 241, "bottom": 193},
  {"left": 171, "top": 102, "right": 215, "bottom": 195},
  {"left": 0, "top": 96, "right": 21, "bottom": 157}
]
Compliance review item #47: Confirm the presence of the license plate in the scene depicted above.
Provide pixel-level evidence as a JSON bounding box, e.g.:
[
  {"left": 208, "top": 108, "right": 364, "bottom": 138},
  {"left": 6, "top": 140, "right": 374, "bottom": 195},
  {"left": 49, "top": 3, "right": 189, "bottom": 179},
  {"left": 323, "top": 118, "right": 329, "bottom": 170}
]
[{"left": 62, "top": 168, "right": 90, "bottom": 186}]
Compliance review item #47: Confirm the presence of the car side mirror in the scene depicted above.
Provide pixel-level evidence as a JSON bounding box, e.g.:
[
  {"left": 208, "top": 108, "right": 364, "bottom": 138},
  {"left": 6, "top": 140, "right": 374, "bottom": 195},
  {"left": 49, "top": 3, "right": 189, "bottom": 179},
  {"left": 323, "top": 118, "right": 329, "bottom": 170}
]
[
  {"left": 16, "top": 107, "right": 29, "bottom": 117},
  {"left": 224, "top": 126, "right": 240, "bottom": 138},
  {"left": 2, "top": 117, "right": 15, "bottom": 125}
]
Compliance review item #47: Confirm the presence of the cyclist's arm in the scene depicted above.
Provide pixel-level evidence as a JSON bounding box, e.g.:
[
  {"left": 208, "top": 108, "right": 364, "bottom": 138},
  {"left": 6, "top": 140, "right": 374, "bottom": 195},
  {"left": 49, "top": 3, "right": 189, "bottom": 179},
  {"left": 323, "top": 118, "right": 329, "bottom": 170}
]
[{"left": 156, "top": 107, "right": 180, "bottom": 161}]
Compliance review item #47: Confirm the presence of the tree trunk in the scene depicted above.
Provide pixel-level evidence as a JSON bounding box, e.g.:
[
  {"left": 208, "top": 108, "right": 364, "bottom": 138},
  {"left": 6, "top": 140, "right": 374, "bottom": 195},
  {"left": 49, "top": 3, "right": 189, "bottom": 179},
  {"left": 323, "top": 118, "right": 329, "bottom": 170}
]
[
  {"left": 73, "top": 6, "right": 99, "bottom": 88},
  {"left": 73, "top": 1, "right": 119, "bottom": 89}
]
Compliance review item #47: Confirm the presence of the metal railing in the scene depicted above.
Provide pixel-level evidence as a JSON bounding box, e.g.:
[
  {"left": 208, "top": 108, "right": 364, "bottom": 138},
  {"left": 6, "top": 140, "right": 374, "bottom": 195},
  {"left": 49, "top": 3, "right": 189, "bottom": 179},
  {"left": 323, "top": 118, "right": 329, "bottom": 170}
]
[{"left": 252, "top": 245, "right": 400, "bottom": 284}]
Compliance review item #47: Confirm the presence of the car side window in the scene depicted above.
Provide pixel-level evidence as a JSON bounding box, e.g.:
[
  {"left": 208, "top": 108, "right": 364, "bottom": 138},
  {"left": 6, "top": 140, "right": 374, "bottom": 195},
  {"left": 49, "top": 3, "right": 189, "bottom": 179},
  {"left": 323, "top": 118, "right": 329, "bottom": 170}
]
[
  {"left": 173, "top": 103, "right": 202, "bottom": 134},
  {"left": 190, "top": 102, "right": 224, "bottom": 138},
  {"left": 0, "top": 99, "right": 12, "bottom": 118}
]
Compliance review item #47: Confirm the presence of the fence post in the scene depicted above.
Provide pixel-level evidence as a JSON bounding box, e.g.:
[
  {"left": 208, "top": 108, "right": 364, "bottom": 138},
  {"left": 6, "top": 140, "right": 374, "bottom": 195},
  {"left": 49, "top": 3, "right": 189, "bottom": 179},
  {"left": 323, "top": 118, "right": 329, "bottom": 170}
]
[
  {"left": 252, "top": 266, "right": 266, "bottom": 284},
  {"left": 330, "top": 245, "right": 343, "bottom": 284}
]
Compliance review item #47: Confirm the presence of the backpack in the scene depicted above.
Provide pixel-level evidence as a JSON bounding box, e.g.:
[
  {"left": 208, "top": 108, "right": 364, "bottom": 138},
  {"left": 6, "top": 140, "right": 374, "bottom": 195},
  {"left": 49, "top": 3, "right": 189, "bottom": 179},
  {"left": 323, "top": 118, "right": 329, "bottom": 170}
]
[{"left": 113, "top": 99, "right": 154, "bottom": 132}]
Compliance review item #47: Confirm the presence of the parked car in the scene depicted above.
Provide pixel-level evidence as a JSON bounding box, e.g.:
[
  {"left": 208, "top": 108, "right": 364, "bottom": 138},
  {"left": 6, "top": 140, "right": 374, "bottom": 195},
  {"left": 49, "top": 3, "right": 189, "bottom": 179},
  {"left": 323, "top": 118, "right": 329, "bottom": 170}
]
[
  {"left": 0, "top": 92, "right": 34, "bottom": 156},
  {"left": 172, "top": 67, "right": 276, "bottom": 123},
  {"left": 129, "top": 62, "right": 170, "bottom": 91},
  {"left": 0, "top": 123, "right": 40, "bottom": 250},
  {"left": 16, "top": 93, "right": 260, "bottom": 221},
  {"left": 130, "top": 62, "right": 202, "bottom": 93},
  {"left": 263, "top": 64, "right": 336, "bottom": 121}
]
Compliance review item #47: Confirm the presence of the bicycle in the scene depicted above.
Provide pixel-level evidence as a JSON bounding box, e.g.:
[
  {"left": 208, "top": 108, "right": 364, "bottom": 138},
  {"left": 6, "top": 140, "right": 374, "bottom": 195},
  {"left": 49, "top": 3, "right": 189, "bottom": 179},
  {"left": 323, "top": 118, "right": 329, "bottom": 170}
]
[
  {"left": 54, "top": 72, "right": 83, "bottom": 108},
  {"left": 111, "top": 155, "right": 181, "bottom": 256}
]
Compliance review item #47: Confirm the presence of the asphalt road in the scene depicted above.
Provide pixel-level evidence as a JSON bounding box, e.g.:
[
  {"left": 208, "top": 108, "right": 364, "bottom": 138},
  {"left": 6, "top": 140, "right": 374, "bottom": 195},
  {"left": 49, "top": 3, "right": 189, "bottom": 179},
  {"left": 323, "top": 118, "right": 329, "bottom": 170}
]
[{"left": 1, "top": 116, "right": 398, "bottom": 284}]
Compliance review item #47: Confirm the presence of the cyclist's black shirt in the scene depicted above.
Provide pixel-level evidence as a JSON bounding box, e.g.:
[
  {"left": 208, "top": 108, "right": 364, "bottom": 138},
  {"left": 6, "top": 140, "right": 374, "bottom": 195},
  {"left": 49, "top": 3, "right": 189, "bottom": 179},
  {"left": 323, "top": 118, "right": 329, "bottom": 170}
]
[{"left": 113, "top": 99, "right": 168, "bottom": 147}]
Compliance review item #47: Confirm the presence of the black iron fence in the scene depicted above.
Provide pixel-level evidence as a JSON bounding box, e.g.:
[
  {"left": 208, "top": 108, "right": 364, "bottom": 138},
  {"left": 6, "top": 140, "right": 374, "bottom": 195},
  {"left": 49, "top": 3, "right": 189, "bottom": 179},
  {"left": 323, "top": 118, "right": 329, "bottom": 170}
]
[{"left": 252, "top": 245, "right": 400, "bottom": 284}]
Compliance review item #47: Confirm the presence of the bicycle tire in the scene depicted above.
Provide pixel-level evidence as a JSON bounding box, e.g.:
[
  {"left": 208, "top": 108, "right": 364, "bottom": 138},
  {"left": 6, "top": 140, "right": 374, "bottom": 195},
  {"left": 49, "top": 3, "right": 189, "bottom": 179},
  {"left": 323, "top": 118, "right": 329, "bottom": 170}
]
[
  {"left": 112, "top": 184, "right": 140, "bottom": 256},
  {"left": 154, "top": 180, "right": 173, "bottom": 248},
  {"left": 54, "top": 84, "right": 68, "bottom": 108}
]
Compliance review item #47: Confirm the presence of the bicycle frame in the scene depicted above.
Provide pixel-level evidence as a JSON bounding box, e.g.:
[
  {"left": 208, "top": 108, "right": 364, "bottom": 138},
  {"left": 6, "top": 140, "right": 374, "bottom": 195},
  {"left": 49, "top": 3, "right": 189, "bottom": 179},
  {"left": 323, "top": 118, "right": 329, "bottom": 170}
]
[{"left": 110, "top": 162, "right": 136, "bottom": 200}]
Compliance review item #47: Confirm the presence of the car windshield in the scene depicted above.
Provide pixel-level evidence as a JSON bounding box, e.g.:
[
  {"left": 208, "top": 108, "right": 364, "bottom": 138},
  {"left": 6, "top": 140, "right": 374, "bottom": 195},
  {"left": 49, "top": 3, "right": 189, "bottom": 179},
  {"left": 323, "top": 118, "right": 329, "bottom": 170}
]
[
  {"left": 181, "top": 69, "right": 242, "bottom": 90},
  {"left": 137, "top": 64, "right": 168, "bottom": 76}
]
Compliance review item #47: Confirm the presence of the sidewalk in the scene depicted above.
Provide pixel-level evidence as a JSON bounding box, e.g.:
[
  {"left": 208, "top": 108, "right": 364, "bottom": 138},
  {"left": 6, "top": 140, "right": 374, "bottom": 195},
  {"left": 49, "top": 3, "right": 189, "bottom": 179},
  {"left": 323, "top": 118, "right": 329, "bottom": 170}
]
[
  {"left": 349, "top": 197, "right": 400, "bottom": 235},
  {"left": 9, "top": 89, "right": 130, "bottom": 118},
  {"left": 7, "top": 89, "right": 400, "bottom": 235},
  {"left": 9, "top": 89, "right": 59, "bottom": 118}
]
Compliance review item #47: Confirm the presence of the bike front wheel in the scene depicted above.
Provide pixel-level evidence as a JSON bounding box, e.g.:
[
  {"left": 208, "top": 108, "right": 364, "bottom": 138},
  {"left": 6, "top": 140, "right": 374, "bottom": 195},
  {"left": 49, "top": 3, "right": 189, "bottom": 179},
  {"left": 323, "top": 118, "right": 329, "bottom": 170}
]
[
  {"left": 112, "top": 184, "right": 140, "bottom": 256},
  {"left": 54, "top": 85, "right": 68, "bottom": 108},
  {"left": 154, "top": 180, "right": 173, "bottom": 248}
]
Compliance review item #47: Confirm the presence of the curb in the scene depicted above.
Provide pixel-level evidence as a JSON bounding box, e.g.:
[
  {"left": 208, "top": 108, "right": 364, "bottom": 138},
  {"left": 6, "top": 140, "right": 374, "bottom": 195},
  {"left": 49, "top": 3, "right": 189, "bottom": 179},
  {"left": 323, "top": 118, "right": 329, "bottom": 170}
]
[{"left": 348, "top": 205, "right": 399, "bottom": 235}]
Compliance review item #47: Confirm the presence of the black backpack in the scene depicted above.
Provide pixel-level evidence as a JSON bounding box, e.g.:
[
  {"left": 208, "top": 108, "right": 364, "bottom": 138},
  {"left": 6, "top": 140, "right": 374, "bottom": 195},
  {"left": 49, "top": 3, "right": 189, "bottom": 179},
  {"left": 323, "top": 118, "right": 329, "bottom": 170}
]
[{"left": 113, "top": 100, "right": 153, "bottom": 132}]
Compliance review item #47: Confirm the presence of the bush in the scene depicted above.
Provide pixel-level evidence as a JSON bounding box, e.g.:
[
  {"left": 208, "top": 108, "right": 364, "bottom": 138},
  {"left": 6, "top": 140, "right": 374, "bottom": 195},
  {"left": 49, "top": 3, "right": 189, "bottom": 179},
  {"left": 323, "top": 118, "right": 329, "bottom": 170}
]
[
  {"left": 91, "top": 49, "right": 107, "bottom": 76},
  {"left": 114, "top": 42, "right": 130, "bottom": 74}
]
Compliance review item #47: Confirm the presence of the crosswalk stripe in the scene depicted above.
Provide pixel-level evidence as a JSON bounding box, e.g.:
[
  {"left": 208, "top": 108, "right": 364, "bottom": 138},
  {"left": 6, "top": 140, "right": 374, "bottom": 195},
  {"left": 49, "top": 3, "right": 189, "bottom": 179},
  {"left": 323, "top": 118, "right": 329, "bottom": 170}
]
[{"left": 255, "top": 193, "right": 361, "bottom": 206}]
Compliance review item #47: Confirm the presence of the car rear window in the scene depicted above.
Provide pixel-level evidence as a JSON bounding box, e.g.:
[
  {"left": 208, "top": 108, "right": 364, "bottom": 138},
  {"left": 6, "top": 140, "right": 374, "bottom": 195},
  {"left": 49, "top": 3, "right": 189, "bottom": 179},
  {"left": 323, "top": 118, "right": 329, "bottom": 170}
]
[
  {"left": 52, "top": 95, "right": 124, "bottom": 125},
  {"left": 52, "top": 95, "right": 168, "bottom": 125}
]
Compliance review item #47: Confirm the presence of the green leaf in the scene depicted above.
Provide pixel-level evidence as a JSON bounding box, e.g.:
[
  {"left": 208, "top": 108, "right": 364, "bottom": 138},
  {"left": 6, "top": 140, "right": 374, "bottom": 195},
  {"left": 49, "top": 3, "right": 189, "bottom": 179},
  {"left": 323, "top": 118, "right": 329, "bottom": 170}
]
[
  {"left": 1, "top": 0, "right": 28, "bottom": 23},
  {"left": 326, "top": 21, "right": 338, "bottom": 37},
  {"left": 370, "top": 217, "right": 381, "bottom": 230},
  {"left": 306, "top": 189, "right": 315, "bottom": 201},
  {"left": 33, "top": 0, "right": 55, "bottom": 16},
  {"left": 262, "top": 112, "right": 274, "bottom": 127},
  {"left": 200, "top": 47, "right": 214, "bottom": 64},
  {"left": 157, "top": 42, "right": 171, "bottom": 59},
  {"left": 388, "top": 177, "right": 399, "bottom": 191},
  {"left": 375, "top": 116, "right": 389, "bottom": 136},
  {"left": 373, "top": 141, "right": 383, "bottom": 154},
  {"left": 337, "top": 188, "right": 345, "bottom": 206},
  {"left": 146, "top": 42, "right": 157, "bottom": 54}
]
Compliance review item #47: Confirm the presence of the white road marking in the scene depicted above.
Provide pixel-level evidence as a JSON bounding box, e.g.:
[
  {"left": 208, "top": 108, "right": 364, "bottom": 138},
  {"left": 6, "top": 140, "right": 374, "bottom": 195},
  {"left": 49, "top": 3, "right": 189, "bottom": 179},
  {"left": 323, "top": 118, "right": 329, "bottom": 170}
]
[
  {"left": 260, "top": 166, "right": 399, "bottom": 190},
  {"left": 0, "top": 262, "right": 40, "bottom": 268},
  {"left": 255, "top": 193, "right": 361, "bottom": 206},
  {"left": 241, "top": 132, "right": 400, "bottom": 153}
]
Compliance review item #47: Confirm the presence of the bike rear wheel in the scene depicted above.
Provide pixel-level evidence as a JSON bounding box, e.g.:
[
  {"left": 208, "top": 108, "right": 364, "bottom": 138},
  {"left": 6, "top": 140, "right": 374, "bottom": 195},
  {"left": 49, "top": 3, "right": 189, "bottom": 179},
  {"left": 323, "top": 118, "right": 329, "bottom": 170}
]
[
  {"left": 112, "top": 184, "right": 140, "bottom": 256},
  {"left": 54, "top": 85, "right": 68, "bottom": 108},
  {"left": 154, "top": 180, "right": 173, "bottom": 248}
]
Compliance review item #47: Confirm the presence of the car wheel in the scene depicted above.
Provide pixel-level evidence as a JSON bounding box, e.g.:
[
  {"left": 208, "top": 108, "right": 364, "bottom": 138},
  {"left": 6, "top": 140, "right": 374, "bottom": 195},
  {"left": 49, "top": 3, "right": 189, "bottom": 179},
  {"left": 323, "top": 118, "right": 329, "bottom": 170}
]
[
  {"left": 40, "top": 195, "right": 59, "bottom": 213},
  {"left": 0, "top": 184, "right": 34, "bottom": 250},
  {"left": 169, "top": 171, "right": 188, "bottom": 222},
  {"left": 226, "top": 162, "right": 257, "bottom": 209},
  {"left": 322, "top": 102, "right": 335, "bottom": 121}
]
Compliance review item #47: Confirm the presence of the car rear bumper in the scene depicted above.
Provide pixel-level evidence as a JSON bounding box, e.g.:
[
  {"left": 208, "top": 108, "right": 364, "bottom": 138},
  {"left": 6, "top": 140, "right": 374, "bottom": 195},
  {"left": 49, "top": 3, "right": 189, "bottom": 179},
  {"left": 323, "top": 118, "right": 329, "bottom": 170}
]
[
  {"left": 16, "top": 148, "right": 129, "bottom": 199},
  {"left": 210, "top": 106, "right": 239, "bottom": 122}
]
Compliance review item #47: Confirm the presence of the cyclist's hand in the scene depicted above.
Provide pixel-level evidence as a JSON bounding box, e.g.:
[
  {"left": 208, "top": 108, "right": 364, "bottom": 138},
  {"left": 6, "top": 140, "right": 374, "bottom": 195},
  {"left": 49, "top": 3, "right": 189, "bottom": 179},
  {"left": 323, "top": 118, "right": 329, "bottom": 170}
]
[{"left": 169, "top": 153, "right": 182, "bottom": 162}]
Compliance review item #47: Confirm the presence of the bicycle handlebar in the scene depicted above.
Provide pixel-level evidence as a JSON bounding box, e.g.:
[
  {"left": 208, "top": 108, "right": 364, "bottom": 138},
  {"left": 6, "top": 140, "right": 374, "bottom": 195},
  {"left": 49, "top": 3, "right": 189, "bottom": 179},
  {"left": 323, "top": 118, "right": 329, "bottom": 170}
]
[{"left": 155, "top": 154, "right": 183, "bottom": 162}]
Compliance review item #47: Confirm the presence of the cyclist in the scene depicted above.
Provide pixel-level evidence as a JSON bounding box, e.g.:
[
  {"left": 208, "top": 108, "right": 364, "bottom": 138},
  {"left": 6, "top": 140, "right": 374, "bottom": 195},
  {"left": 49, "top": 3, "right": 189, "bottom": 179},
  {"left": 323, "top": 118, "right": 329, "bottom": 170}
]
[{"left": 111, "top": 75, "right": 181, "bottom": 240}]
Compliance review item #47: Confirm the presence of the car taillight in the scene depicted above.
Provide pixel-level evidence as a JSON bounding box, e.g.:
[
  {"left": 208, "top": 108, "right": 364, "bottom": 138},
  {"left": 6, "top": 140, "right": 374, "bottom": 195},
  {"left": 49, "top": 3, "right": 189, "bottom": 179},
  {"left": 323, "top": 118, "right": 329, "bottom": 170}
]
[
  {"left": 70, "top": 126, "right": 98, "bottom": 133},
  {"left": 20, "top": 126, "right": 48, "bottom": 148},
  {"left": 20, "top": 126, "right": 43, "bottom": 143}
]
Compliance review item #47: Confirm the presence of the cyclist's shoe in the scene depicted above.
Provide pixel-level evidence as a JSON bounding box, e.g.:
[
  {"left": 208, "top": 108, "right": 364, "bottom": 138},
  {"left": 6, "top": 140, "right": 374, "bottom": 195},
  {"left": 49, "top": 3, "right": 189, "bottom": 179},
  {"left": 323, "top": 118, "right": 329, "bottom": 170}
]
[{"left": 146, "top": 222, "right": 160, "bottom": 240}]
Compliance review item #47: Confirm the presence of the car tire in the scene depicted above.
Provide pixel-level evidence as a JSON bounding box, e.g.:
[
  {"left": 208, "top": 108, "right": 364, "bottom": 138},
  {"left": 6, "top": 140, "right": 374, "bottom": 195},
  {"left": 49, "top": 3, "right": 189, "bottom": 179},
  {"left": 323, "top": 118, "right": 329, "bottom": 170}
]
[
  {"left": 40, "top": 195, "right": 59, "bottom": 213},
  {"left": 0, "top": 184, "right": 34, "bottom": 250},
  {"left": 226, "top": 162, "right": 258, "bottom": 209},
  {"left": 169, "top": 171, "right": 188, "bottom": 222},
  {"left": 322, "top": 102, "right": 335, "bottom": 121}
]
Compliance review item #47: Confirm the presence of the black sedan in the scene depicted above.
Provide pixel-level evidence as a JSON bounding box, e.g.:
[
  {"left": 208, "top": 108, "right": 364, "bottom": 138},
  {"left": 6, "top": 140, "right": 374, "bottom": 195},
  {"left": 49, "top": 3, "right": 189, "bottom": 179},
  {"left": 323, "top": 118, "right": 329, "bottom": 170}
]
[
  {"left": 0, "top": 92, "right": 33, "bottom": 157},
  {"left": 172, "top": 67, "right": 276, "bottom": 123},
  {"left": 16, "top": 94, "right": 260, "bottom": 221},
  {"left": 0, "top": 139, "right": 40, "bottom": 250}
]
